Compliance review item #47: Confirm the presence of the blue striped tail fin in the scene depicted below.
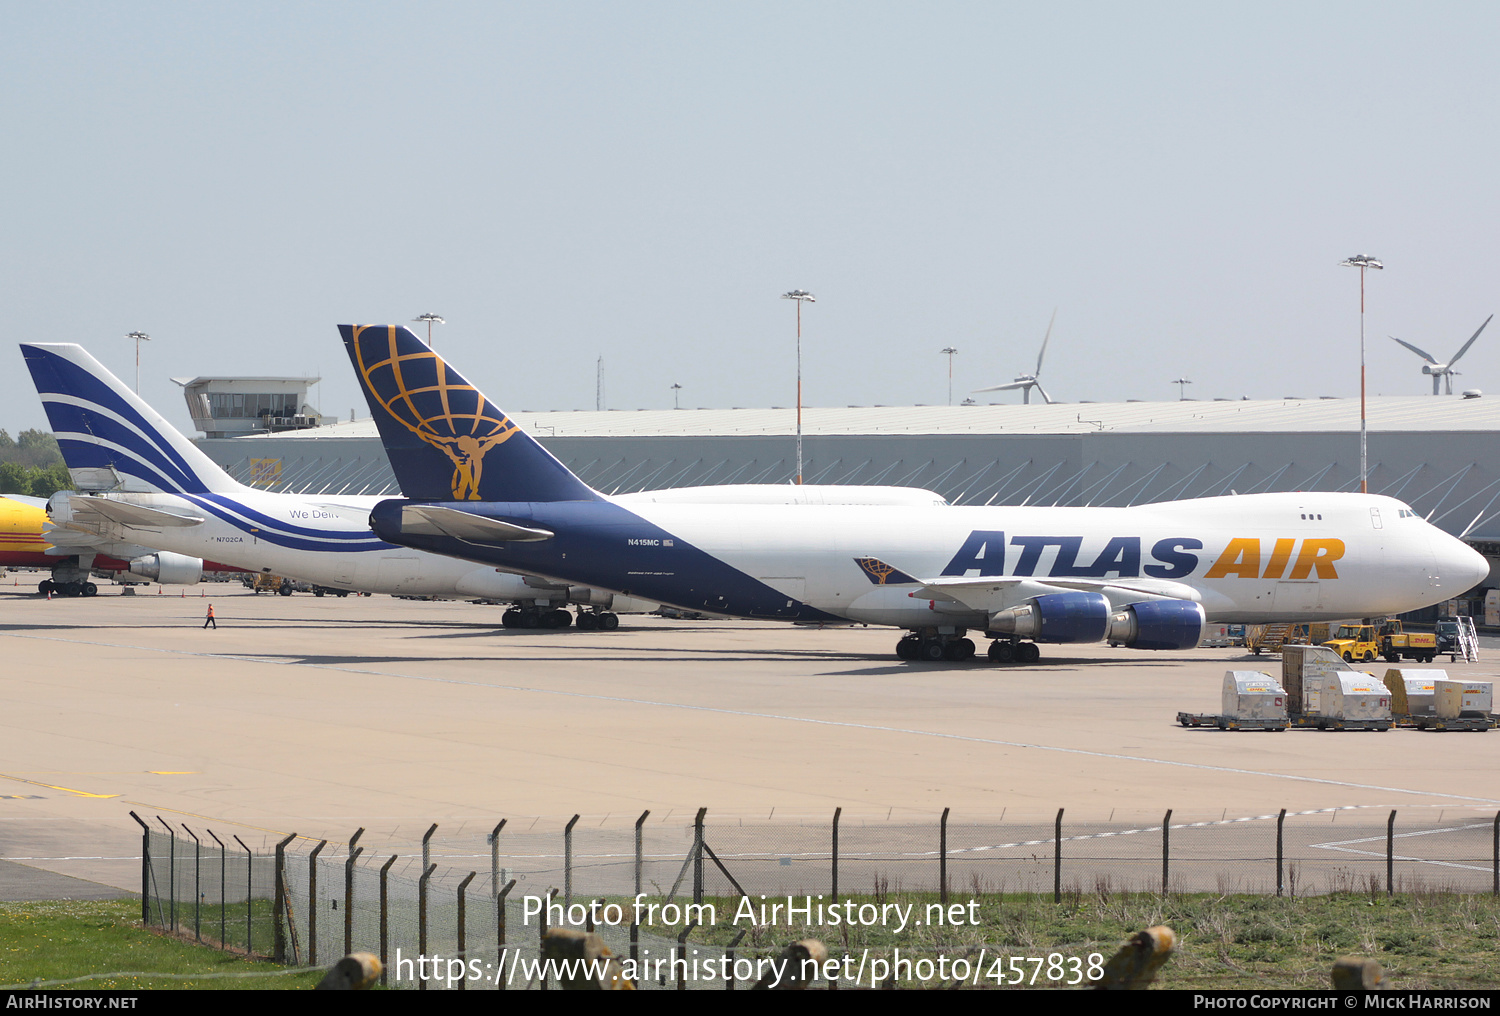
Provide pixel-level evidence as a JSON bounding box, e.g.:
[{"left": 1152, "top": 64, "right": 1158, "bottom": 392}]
[
  {"left": 340, "top": 324, "right": 600, "bottom": 503},
  {"left": 21, "top": 343, "right": 244, "bottom": 494}
]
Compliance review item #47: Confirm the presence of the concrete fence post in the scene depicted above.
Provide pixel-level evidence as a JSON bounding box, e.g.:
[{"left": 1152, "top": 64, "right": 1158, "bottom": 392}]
[
  {"left": 636, "top": 810, "right": 654, "bottom": 894},
  {"left": 418, "top": 862, "right": 437, "bottom": 991},
  {"left": 233, "top": 836, "right": 252, "bottom": 954},
  {"left": 1386, "top": 810, "right": 1397, "bottom": 896},
  {"left": 1161, "top": 809, "right": 1172, "bottom": 896},
  {"left": 496, "top": 878, "right": 517, "bottom": 991},
  {"left": 831, "top": 807, "right": 841, "bottom": 900},
  {"left": 1053, "top": 808, "right": 1064, "bottom": 903},
  {"left": 307, "top": 839, "right": 328, "bottom": 965},
  {"left": 129, "top": 812, "right": 150, "bottom": 925},
  {"left": 564, "top": 814, "right": 580, "bottom": 907},
  {"left": 456, "top": 871, "right": 477, "bottom": 991},
  {"left": 490, "top": 818, "right": 507, "bottom": 961},
  {"left": 693, "top": 808, "right": 707, "bottom": 905},
  {"left": 1276, "top": 809, "right": 1286, "bottom": 897},
  {"left": 182, "top": 825, "right": 201, "bottom": 942},
  {"left": 343, "top": 846, "right": 363, "bottom": 957},
  {"left": 940, "top": 807, "right": 950, "bottom": 905},
  {"left": 273, "top": 832, "right": 297, "bottom": 964},
  {"left": 157, "top": 817, "right": 177, "bottom": 932},
  {"left": 207, "top": 829, "right": 226, "bottom": 948},
  {"left": 378, "top": 855, "right": 396, "bottom": 987},
  {"left": 344, "top": 827, "right": 364, "bottom": 957}
]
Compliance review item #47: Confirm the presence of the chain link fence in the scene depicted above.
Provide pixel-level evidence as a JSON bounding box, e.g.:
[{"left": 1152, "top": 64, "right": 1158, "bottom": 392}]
[{"left": 132, "top": 806, "right": 1500, "bottom": 989}]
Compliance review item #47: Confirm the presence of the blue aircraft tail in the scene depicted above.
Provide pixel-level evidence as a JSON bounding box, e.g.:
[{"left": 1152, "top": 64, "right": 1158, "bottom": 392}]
[
  {"left": 340, "top": 324, "right": 600, "bottom": 503},
  {"left": 21, "top": 343, "right": 245, "bottom": 495}
]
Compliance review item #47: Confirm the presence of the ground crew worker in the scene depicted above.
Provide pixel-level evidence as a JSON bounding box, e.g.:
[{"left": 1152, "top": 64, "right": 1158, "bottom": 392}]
[{"left": 204, "top": 603, "right": 216, "bottom": 629}]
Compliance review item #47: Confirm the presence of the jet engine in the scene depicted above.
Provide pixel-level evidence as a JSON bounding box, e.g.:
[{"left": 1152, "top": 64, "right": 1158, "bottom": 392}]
[
  {"left": 988, "top": 591, "right": 1110, "bottom": 643},
  {"left": 1106, "top": 599, "right": 1205, "bottom": 650},
  {"left": 126, "top": 552, "right": 204, "bottom": 586}
]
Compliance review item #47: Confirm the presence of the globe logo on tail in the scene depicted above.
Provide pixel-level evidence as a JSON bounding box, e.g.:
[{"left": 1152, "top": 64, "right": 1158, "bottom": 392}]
[
  {"left": 855, "top": 557, "right": 918, "bottom": 585},
  {"left": 350, "top": 325, "right": 518, "bottom": 500}
]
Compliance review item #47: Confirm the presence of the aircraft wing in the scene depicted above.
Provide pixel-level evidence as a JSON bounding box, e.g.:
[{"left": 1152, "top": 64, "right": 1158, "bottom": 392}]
[
  {"left": 908, "top": 575, "right": 1200, "bottom": 612},
  {"left": 398, "top": 505, "right": 554, "bottom": 544},
  {"left": 71, "top": 497, "right": 205, "bottom": 529}
]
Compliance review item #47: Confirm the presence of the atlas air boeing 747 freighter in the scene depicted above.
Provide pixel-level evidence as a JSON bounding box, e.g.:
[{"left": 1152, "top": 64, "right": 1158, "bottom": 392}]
[{"left": 341, "top": 323, "right": 1490, "bottom": 663}]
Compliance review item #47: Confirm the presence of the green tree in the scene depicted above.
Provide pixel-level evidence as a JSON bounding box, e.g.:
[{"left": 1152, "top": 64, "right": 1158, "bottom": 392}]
[
  {"left": 0, "top": 462, "right": 29, "bottom": 495},
  {"left": 24, "top": 463, "right": 72, "bottom": 498},
  {"left": 0, "top": 428, "right": 63, "bottom": 468},
  {"left": 14, "top": 429, "right": 63, "bottom": 468}
]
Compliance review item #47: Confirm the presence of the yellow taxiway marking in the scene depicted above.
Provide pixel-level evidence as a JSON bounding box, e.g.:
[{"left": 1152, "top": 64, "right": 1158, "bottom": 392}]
[
  {"left": 0, "top": 773, "right": 119, "bottom": 799},
  {"left": 146, "top": 771, "right": 198, "bottom": 775}
]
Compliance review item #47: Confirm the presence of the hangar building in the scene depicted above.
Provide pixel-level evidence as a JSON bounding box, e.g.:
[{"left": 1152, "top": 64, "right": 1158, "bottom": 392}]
[{"left": 191, "top": 394, "right": 1500, "bottom": 586}]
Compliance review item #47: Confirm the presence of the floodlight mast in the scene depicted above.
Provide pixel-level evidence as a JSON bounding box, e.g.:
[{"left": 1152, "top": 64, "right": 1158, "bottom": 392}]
[
  {"left": 126, "top": 332, "right": 150, "bottom": 393},
  {"left": 1340, "top": 255, "right": 1383, "bottom": 493},
  {"left": 941, "top": 347, "right": 958, "bottom": 405},
  {"left": 782, "top": 290, "right": 816, "bottom": 484},
  {"left": 412, "top": 313, "right": 445, "bottom": 347}
]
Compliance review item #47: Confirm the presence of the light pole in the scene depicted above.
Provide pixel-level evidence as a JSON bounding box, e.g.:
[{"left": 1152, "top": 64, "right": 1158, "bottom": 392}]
[
  {"left": 1173, "top": 377, "right": 1192, "bottom": 401},
  {"left": 1340, "top": 255, "right": 1383, "bottom": 493},
  {"left": 126, "top": 332, "right": 150, "bottom": 393},
  {"left": 940, "top": 347, "right": 958, "bottom": 405},
  {"left": 412, "top": 313, "right": 445, "bottom": 347},
  {"left": 781, "top": 290, "right": 815, "bottom": 484},
  {"left": 670, "top": 383, "right": 682, "bottom": 410}
]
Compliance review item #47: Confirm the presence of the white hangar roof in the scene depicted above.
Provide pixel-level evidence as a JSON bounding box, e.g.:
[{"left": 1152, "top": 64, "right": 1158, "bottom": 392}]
[{"left": 256, "top": 395, "right": 1500, "bottom": 442}]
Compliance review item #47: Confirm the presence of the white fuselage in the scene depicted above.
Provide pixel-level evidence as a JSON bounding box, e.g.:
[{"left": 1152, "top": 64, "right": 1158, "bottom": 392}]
[
  {"left": 50, "top": 489, "right": 542, "bottom": 599},
  {"left": 395, "top": 491, "right": 1485, "bottom": 629},
  {"left": 46, "top": 484, "right": 950, "bottom": 606}
]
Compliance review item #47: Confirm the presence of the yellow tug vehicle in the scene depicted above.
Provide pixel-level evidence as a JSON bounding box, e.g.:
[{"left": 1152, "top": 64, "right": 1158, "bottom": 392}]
[{"left": 1323, "top": 621, "right": 1437, "bottom": 664}]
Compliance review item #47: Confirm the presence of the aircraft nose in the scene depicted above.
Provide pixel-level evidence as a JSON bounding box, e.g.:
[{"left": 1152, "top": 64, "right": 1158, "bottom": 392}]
[{"left": 1434, "top": 531, "right": 1490, "bottom": 593}]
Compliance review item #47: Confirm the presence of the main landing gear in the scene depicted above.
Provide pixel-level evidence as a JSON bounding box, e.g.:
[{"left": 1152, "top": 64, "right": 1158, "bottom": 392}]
[
  {"left": 895, "top": 628, "right": 1041, "bottom": 664},
  {"left": 986, "top": 639, "right": 1040, "bottom": 664},
  {"left": 574, "top": 610, "right": 620, "bottom": 631},
  {"left": 38, "top": 579, "right": 98, "bottom": 597},
  {"left": 500, "top": 607, "right": 620, "bottom": 630},
  {"left": 895, "top": 633, "right": 975, "bottom": 661}
]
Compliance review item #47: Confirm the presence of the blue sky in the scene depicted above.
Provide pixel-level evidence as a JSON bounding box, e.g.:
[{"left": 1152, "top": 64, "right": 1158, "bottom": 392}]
[{"left": 4, "top": 2, "right": 1498, "bottom": 433}]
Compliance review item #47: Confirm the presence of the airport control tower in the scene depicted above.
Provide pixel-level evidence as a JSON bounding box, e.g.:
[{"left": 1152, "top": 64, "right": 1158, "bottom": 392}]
[{"left": 173, "top": 375, "right": 326, "bottom": 440}]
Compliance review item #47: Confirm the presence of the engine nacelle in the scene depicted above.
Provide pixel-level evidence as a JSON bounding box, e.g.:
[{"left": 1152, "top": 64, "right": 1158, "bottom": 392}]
[
  {"left": 127, "top": 552, "right": 203, "bottom": 586},
  {"left": 988, "top": 591, "right": 1110, "bottom": 643},
  {"left": 1106, "top": 599, "right": 1205, "bottom": 650}
]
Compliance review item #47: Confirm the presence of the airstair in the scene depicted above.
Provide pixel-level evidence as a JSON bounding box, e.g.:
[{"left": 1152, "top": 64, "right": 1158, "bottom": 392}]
[
  {"left": 1457, "top": 615, "right": 1481, "bottom": 662},
  {"left": 1246, "top": 623, "right": 1293, "bottom": 655}
]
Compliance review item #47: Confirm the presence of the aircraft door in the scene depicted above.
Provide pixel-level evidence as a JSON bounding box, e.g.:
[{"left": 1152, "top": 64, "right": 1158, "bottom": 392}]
[{"left": 1271, "top": 580, "right": 1321, "bottom": 612}]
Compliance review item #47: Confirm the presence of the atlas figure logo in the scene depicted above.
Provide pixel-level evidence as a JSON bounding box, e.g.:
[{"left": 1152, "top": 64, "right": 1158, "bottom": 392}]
[
  {"left": 940, "top": 532, "right": 1345, "bottom": 580},
  {"left": 348, "top": 324, "right": 518, "bottom": 500}
]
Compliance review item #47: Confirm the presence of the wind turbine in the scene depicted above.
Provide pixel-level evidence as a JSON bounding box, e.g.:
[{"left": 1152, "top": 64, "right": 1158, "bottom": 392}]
[
  {"left": 1390, "top": 315, "right": 1493, "bottom": 395},
  {"left": 974, "top": 309, "right": 1056, "bottom": 405}
]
